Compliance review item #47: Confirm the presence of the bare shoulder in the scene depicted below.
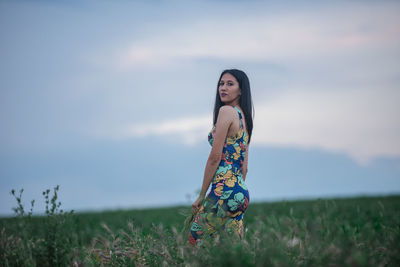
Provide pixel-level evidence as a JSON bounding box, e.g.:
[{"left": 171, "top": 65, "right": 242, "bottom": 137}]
[
  {"left": 216, "top": 106, "right": 237, "bottom": 126},
  {"left": 218, "top": 105, "right": 236, "bottom": 119}
]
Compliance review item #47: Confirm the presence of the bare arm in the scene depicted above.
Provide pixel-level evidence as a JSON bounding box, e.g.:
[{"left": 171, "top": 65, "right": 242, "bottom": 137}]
[
  {"left": 198, "top": 106, "right": 234, "bottom": 198},
  {"left": 242, "top": 143, "right": 249, "bottom": 181}
]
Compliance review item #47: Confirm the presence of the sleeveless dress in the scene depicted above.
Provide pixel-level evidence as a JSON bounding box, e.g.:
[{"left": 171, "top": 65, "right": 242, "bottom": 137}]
[{"left": 188, "top": 105, "right": 250, "bottom": 245}]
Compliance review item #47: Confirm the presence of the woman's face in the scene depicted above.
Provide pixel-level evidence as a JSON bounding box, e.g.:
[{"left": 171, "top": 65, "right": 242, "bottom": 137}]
[{"left": 219, "top": 73, "right": 241, "bottom": 105}]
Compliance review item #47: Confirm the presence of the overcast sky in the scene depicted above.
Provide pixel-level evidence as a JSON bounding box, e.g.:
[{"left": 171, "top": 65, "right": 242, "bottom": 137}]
[{"left": 0, "top": 0, "right": 399, "bottom": 216}]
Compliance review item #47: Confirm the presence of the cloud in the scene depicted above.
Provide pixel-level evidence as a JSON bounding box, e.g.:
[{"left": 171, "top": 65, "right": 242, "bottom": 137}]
[
  {"left": 94, "top": 1, "right": 400, "bottom": 166},
  {"left": 252, "top": 86, "right": 400, "bottom": 165},
  {"left": 88, "top": 0, "right": 400, "bottom": 165},
  {"left": 97, "top": 85, "right": 399, "bottom": 166},
  {"left": 95, "top": 115, "right": 212, "bottom": 146},
  {"left": 113, "top": 2, "right": 400, "bottom": 69}
]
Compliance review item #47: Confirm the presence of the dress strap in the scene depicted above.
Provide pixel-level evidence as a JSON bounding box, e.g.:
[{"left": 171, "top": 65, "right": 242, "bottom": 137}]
[{"left": 231, "top": 105, "right": 243, "bottom": 128}]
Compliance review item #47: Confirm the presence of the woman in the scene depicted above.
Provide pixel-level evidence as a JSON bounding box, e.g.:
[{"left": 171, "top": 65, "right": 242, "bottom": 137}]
[{"left": 188, "top": 69, "right": 254, "bottom": 245}]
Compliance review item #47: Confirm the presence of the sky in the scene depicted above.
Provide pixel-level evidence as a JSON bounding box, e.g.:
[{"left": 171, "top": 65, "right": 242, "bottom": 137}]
[{"left": 0, "top": 0, "right": 399, "bottom": 216}]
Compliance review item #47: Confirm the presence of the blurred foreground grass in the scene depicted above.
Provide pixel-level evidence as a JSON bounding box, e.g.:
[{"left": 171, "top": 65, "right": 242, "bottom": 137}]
[{"left": 0, "top": 188, "right": 399, "bottom": 266}]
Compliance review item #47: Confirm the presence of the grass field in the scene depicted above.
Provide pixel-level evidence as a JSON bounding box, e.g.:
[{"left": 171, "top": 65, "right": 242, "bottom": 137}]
[{"left": 1, "top": 187, "right": 399, "bottom": 266}]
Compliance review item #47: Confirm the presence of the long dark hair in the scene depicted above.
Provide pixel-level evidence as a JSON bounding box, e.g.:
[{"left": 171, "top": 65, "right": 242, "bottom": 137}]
[{"left": 213, "top": 69, "right": 255, "bottom": 144}]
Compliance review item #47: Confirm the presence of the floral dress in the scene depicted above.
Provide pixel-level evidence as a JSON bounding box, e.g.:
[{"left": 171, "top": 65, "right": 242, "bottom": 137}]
[{"left": 188, "top": 105, "right": 250, "bottom": 245}]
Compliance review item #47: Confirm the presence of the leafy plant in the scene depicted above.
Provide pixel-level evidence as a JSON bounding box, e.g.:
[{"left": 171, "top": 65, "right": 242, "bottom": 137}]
[{"left": 0, "top": 186, "right": 77, "bottom": 267}]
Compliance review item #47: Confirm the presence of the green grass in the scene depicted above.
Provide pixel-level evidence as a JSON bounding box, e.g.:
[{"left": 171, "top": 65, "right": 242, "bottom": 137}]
[{"left": 0, "top": 188, "right": 399, "bottom": 266}]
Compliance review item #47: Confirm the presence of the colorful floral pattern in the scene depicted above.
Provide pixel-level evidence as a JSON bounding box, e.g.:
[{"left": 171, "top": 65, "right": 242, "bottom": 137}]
[{"left": 189, "top": 105, "right": 250, "bottom": 245}]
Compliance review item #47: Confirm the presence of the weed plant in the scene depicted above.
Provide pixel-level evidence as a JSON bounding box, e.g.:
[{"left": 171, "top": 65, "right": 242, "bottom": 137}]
[
  {"left": 0, "top": 187, "right": 399, "bottom": 266},
  {"left": 0, "top": 186, "right": 77, "bottom": 267},
  {"left": 87, "top": 196, "right": 400, "bottom": 266}
]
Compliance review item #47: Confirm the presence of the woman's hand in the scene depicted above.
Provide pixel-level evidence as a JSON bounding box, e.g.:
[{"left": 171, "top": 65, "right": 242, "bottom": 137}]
[{"left": 192, "top": 196, "right": 203, "bottom": 214}]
